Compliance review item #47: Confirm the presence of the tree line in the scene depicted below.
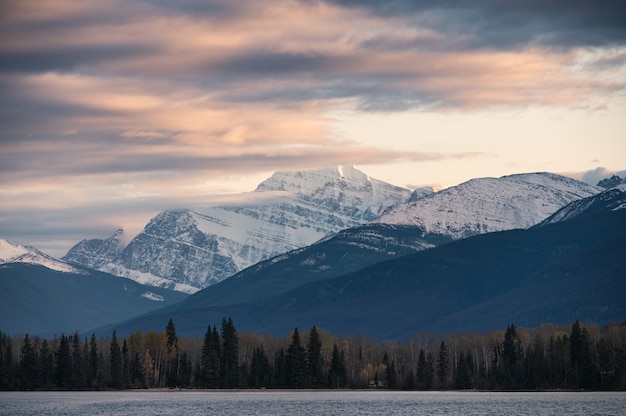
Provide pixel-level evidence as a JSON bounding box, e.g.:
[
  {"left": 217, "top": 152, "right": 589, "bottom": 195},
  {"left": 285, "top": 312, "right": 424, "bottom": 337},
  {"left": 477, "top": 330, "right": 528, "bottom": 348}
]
[{"left": 1, "top": 318, "right": 625, "bottom": 391}]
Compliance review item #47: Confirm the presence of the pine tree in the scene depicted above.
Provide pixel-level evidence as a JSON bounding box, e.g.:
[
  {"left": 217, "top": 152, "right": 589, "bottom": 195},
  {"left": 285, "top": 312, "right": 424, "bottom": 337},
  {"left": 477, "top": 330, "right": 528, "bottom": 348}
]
[
  {"left": 39, "top": 339, "right": 54, "bottom": 389},
  {"left": 70, "top": 332, "right": 83, "bottom": 389},
  {"left": 19, "top": 334, "right": 38, "bottom": 390},
  {"left": 286, "top": 328, "right": 306, "bottom": 388},
  {"left": 88, "top": 334, "right": 99, "bottom": 388},
  {"left": 273, "top": 348, "right": 287, "bottom": 388},
  {"left": 249, "top": 346, "right": 271, "bottom": 388},
  {"left": 220, "top": 317, "right": 239, "bottom": 388},
  {"left": 328, "top": 343, "right": 346, "bottom": 388},
  {"left": 109, "top": 330, "right": 123, "bottom": 389},
  {"left": 455, "top": 350, "right": 473, "bottom": 389},
  {"left": 165, "top": 319, "right": 179, "bottom": 388},
  {"left": 306, "top": 326, "right": 324, "bottom": 388},
  {"left": 55, "top": 334, "right": 72, "bottom": 389},
  {"left": 416, "top": 348, "right": 427, "bottom": 389},
  {"left": 437, "top": 341, "right": 448, "bottom": 388},
  {"left": 569, "top": 321, "right": 597, "bottom": 389},
  {"left": 122, "top": 340, "right": 130, "bottom": 388},
  {"left": 501, "top": 324, "right": 523, "bottom": 388}
]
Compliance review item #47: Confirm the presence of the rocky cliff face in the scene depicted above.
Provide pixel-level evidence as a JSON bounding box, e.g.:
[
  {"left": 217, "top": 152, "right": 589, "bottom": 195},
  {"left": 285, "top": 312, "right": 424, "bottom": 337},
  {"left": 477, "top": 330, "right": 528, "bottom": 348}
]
[
  {"left": 64, "top": 165, "right": 412, "bottom": 292},
  {"left": 62, "top": 229, "right": 125, "bottom": 269}
]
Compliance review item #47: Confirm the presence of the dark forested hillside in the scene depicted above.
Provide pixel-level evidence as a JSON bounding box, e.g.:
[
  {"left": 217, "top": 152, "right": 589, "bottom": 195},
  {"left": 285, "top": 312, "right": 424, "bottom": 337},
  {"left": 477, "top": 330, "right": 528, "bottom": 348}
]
[{"left": 2, "top": 319, "right": 625, "bottom": 391}]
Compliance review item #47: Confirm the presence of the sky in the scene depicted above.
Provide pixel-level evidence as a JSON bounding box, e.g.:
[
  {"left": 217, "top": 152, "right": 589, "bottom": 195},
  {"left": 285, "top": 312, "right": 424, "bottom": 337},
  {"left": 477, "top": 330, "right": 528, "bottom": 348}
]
[{"left": 1, "top": 0, "right": 625, "bottom": 257}]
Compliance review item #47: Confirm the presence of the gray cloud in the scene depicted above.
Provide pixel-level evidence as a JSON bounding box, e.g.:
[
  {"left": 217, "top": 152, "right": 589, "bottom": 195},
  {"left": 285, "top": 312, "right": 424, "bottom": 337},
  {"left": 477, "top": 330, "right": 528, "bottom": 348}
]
[
  {"left": 0, "top": 0, "right": 624, "bottom": 256},
  {"left": 582, "top": 167, "right": 626, "bottom": 186},
  {"left": 324, "top": 0, "right": 626, "bottom": 49}
]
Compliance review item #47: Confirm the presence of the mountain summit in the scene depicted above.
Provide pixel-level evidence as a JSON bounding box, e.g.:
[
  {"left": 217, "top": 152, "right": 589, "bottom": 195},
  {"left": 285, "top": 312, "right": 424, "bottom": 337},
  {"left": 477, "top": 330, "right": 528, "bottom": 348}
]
[
  {"left": 374, "top": 172, "right": 600, "bottom": 238},
  {"left": 64, "top": 165, "right": 412, "bottom": 292}
]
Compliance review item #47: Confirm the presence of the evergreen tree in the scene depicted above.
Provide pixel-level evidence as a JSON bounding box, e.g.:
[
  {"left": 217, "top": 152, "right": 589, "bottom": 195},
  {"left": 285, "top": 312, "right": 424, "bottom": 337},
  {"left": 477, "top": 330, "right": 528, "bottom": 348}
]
[
  {"left": 109, "top": 330, "right": 123, "bottom": 389},
  {"left": 501, "top": 324, "right": 523, "bottom": 388},
  {"left": 437, "top": 341, "right": 448, "bottom": 387},
  {"left": 306, "top": 326, "right": 324, "bottom": 388},
  {"left": 165, "top": 319, "right": 179, "bottom": 388},
  {"left": 19, "top": 334, "right": 38, "bottom": 390},
  {"left": 404, "top": 370, "right": 415, "bottom": 390},
  {"left": 70, "top": 333, "right": 84, "bottom": 389},
  {"left": 273, "top": 348, "right": 287, "bottom": 388},
  {"left": 122, "top": 340, "right": 130, "bottom": 388},
  {"left": 88, "top": 334, "right": 99, "bottom": 388},
  {"left": 569, "top": 321, "right": 597, "bottom": 389},
  {"left": 178, "top": 351, "right": 192, "bottom": 387},
  {"left": 55, "top": 334, "right": 72, "bottom": 389},
  {"left": 328, "top": 343, "right": 346, "bottom": 388},
  {"left": 131, "top": 351, "right": 144, "bottom": 388},
  {"left": 200, "top": 324, "right": 223, "bottom": 388},
  {"left": 416, "top": 348, "right": 427, "bottom": 389},
  {"left": 455, "top": 350, "right": 473, "bottom": 389},
  {"left": 249, "top": 346, "right": 271, "bottom": 388},
  {"left": 39, "top": 339, "right": 54, "bottom": 389},
  {"left": 425, "top": 352, "right": 435, "bottom": 389},
  {"left": 286, "top": 328, "right": 306, "bottom": 388},
  {"left": 220, "top": 317, "right": 239, "bottom": 388}
]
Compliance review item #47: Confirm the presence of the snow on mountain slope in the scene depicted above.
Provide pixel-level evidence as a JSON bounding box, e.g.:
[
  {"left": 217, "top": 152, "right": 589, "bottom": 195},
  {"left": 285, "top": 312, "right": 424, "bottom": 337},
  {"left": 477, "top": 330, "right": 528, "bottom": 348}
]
[
  {"left": 65, "top": 165, "right": 412, "bottom": 292},
  {"left": 1, "top": 238, "right": 86, "bottom": 274},
  {"left": 374, "top": 172, "right": 601, "bottom": 238},
  {"left": 537, "top": 186, "right": 626, "bottom": 226},
  {"left": 62, "top": 228, "right": 125, "bottom": 270}
]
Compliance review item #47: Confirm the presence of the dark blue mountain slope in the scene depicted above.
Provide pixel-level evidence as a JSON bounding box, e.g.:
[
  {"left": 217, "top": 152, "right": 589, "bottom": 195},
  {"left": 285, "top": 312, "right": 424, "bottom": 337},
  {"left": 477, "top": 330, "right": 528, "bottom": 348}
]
[
  {"left": 0, "top": 264, "right": 187, "bottom": 336},
  {"left": 95, "top": 209, "right": 626, "bottom": 340}
]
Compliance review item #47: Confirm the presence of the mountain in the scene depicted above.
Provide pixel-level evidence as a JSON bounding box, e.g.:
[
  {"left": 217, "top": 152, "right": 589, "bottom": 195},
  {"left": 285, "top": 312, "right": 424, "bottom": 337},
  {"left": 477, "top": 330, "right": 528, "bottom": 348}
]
[
  {"left": 0, "top": 237, "right": 84, "bottom": 274},
  {"left": 169, "top": 171, "right": 602, "bottom": 310},
  {"left": 374, "top": 172, "right": 600, "bottom": 238},
  {"left": 62, "top": 228, "right": 125, "bottom": 270},
  {"left": 537, "top": 186, "right": 626, "bottom": 226},
  {"left": 0, "top": 238, "right": 188, "bottom": 336},
  {"left": 63, "top": 165, "right": 413, "bottom": 293},
  {"left": 177, "top": 223, "right": 452, "bottom": 309},
  {"left": 94, "top": 208, "right": 626, "bottom": 340},
  {"left": 597, "top": 175, "right": 626, "bottom": 189}
]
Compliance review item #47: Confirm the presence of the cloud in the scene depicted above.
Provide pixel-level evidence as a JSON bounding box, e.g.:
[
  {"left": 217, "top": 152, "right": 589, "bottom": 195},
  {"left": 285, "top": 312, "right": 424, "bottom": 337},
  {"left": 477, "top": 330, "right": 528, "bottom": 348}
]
[
  {"left": 581, "top": 167, "right": 626, "bottom": 185},
  {"left": 0, "top": 0, "right": 624, "bottom": 255},
  {"left": 324, "top": 0, "right": 626, "bottom": 49}
]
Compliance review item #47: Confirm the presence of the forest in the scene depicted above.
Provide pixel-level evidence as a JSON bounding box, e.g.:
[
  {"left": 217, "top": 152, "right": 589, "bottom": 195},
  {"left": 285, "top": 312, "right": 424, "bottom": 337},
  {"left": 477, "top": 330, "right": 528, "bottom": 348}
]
[{"left": 1, "top": 318, "right": 625, "bottom": 391}]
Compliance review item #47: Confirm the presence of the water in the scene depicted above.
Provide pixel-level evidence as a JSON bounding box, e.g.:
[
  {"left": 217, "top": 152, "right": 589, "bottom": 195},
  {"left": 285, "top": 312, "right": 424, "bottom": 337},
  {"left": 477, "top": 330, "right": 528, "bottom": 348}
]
[{"left": 1, "top": 390, "right": 625, "bottom": 416}]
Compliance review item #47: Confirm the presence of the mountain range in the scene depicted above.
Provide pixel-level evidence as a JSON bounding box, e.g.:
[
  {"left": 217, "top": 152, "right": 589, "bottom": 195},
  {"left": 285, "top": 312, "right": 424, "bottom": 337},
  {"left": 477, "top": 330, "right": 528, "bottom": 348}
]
[
  {"left": 63, "top": 165, "right": 414, "bottom": 293},
  {"left": 63, "top": 168, "right": 599, "bottom": 294},
  {"left": 5, "top": 167, "right": 623, "bottom": 340},
  {"left": 0, "top": 239, "right": 187, "bottom": 336},
  {"left": 94, "top": 186, "right": 626, "bottom": 340}
]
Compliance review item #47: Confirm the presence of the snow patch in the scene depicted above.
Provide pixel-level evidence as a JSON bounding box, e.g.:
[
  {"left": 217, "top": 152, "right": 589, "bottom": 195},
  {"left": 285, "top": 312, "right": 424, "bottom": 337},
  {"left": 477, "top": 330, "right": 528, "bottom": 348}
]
[{"left": 141, "top": 292, "right": 165, "bottom": 302}]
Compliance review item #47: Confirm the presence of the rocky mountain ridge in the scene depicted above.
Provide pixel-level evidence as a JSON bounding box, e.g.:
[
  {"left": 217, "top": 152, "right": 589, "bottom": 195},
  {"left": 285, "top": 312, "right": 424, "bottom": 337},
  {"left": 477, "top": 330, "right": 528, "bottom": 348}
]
[{"left": 63, "top": 165, "right": 413, "bottom": 292}]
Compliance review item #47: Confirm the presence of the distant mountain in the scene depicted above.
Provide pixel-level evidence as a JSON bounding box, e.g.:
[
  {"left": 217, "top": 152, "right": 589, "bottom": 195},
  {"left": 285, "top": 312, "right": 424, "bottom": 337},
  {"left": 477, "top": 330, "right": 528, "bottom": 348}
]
[
  {"left": 537, "top": 186, "right": 626, "bottom": 226},
  {"left": 95, "top": 209, "right": 626, "bottom": 341},
  {"left": 64, "top": 165, "right": 413, "bottom": 293},
  {"left": 0, "top": 238, "right": 187, "bottom": 336},
  {"left": 597, "top": 175, "right": 626, "bottom": 189},
  {"left": 62, "top": 228, "right": 125, "bottom": 270},
  {"left": 1, "top": 237, "right": 84, "bottom": 274},
  {"left": 178, "top": 223, "right": 452, "bottom": 309},
  {"left": 176, "top": 172, "right": 601, "bottom": 310},
  {"left": 374, "top": 172, "right": 600, "bottom": 238}
]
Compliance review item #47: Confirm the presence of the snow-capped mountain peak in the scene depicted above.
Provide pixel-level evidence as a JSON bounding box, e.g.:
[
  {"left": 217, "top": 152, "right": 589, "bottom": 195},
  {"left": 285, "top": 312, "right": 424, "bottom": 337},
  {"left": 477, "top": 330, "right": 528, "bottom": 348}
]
[
  {"left": 64, "top": 165, "right": 412, "bottom": 292},
  {"left": 373, "top": 172, "right": 601, "bottom": 238},
  {"left": 1, "top": 238, "right": 86, "bottom": 274}
]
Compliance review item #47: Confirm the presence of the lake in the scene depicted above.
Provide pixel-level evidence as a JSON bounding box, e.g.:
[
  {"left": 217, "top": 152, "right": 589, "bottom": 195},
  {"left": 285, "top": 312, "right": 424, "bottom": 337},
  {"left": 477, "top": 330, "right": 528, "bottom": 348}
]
[{"left": 1, "top": 390, "right": 625, "bottom": 415}]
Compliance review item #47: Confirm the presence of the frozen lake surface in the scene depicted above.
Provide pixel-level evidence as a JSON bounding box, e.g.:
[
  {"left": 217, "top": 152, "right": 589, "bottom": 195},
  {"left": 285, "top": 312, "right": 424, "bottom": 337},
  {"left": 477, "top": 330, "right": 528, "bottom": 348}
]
[{"left": 1, "top": 390, "right": 625, "bottom": 415}]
